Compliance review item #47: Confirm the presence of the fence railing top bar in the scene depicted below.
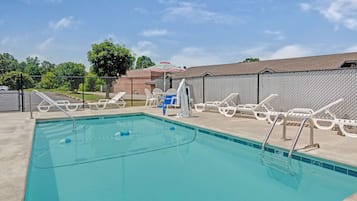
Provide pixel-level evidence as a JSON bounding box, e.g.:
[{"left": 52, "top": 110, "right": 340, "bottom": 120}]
[{"left": 172, "top": 67, "right": 357, "bottom": 79}]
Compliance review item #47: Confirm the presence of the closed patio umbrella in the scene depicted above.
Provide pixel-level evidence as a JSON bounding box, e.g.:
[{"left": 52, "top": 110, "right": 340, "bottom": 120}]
[{"left": 145, "top": 62, "right": 184, "bottom": 91}]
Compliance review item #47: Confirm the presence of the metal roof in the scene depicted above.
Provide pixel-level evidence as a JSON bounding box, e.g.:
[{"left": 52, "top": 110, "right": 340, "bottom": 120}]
[{"left": 172, "top": 52, "right": 357, "bottom": 78}]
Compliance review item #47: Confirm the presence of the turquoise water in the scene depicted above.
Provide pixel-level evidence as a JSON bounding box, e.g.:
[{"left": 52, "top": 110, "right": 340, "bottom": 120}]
[{"left": 25, "top": 114, "right": 357, "bottom": 201}]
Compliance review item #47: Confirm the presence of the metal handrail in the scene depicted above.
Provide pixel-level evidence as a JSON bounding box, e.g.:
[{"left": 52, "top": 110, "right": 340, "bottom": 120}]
[
  {"left": 261, "top": 113, "right": 286, "bottom": 151},
  {"left": 30, "top": 90, "right": 76, "bottom": 129},
  {"left": 288, "top": 117, "right": 318, "bottom": 157}
]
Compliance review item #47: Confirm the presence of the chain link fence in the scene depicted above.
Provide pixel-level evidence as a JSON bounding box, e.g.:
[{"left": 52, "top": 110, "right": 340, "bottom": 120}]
[{"left": 173, "top": 68, "right": 357, "bottom": 119}]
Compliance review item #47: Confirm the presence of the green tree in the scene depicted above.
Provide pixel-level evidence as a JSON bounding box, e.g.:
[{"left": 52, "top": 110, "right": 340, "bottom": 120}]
[
  {"left": 24, "top": 56, "right": 42, "bottom": 82},
  {"left": 242, "top": 57, "right": 260, "bottom": 63},
  {"left": 0, "top": 53, "right": 19, "bottom": 74},
  {"left": 41, "top": 60, "right": 55, "bottom": 73},
  {"left": 39, "top": 71, "right": 57, "bottom": 89},
  {"left": 87, "top": 39, "right": 135, "bottom": 98},
  {"left": 55, "top": 62, "right": 86, "bottom": 91},
  {"left": 135, "top": 55, "right": 155, "bottom": 69},
  {"left": 0, "top": 71, "right": 34, "bottom": 90}
]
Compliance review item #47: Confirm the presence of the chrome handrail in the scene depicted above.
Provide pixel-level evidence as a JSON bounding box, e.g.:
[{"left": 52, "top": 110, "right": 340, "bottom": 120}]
[
  {"left": 261, "top": 113, "right": 286, "bottom": 151},
  {"left": 288, "top": 117, "right": 318, "bottom": 157},
  {"left": 30, "top": 90, "right": 76, "bottom": 129}
]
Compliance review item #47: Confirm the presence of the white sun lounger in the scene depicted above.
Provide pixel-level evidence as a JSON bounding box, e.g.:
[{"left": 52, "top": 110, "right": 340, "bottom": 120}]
[
  {"left": 311, "top": 98, "right": 357, "bottom": 137},
  {"left": 194, "top": 93, "right": 239, "bottom": 113},
  {"left": 219, "top": 94, "right": 278, "bottom": 119},
  {"left": 35, "top": 91, "right": 82, "bottom": 112},
  {"left": 88, "top": 92, "right": 126, "bottom": 109},
  {"left": 267, "top": 99, "right": 344, "bottom": 126}
]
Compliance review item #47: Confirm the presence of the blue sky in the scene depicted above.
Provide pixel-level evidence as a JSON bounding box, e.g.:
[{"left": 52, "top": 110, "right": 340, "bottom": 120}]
[{"left": 1, "top": 0, "right": 357, "bottom": 68}]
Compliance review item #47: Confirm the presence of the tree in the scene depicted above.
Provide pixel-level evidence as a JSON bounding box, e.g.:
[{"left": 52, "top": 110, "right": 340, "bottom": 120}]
[
  {"left": 135, "top": 55, "right": 155, "bottom": 69},
  {"left": 0, "top": 53, "right": 19, "bottom": 74},
  {"left": 39, "top": 71, "right": 57, "bottom": 89},
  {"left": 24, "top": 56, "right": 42, "bottom": 82},
  {"left": 55, "top": 62, "right": 86, "bottom": 91},
  {"left": 41, "top": 60, "right": 55, "bottom": 73},
  {"left": 87, "top": 39, "right": 135, "bottom": 98},
  {"left": 242, "top": 57, "right": 260, "bottom": 63},
  {"left": 0, "top": 71, "right": 34, "bottom": 90}
]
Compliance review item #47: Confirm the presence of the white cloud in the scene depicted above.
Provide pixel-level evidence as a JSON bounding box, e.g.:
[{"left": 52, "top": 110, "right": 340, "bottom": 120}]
[
  {"left": 131, "top": 41, "right": 157, "bottom": 57},
  {"left": 163, "top": 2, "right": 237, "bottom": 24},
  {"left": 300, "top": 0, "right": 357, "bottom": 31},
  {"left": 170, "top": 47, "right": 224, "bottom": 67},
  {"left": 344, "top": 45, "right": 357, "bottom": 52},
  {"left": 142, "top": 29, "right": 169, "bottom": 37},
  {"left": 264, "top": 45, "right": 312, "bottom": 60},
  {"left": 0, "top": 36, "right": 19, "bottom": 45},
  {"left": 49, "top": 16, "right": 76, "bottom": 30},
  {"left": 37, "top": 37, "right": 54, "bottom": 51},
  {"left": 264, "top": 30, "right": 285, "bottom": 40},
  {"left": 0, "top": 37, "right": 10, "bottom": 45},
  {"left": 300, "top": 3, "right": 312, "bottom": 11}
]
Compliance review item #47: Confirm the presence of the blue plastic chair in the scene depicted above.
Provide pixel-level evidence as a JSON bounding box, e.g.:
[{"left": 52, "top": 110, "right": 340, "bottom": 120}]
[{"left": 162, "top": 95, "right": 177, "bottom": 115}]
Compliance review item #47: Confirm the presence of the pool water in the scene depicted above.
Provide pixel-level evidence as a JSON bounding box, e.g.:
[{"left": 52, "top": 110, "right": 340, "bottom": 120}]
[{"left": 25, "top": 114, "right": 357, "bottom": 201}]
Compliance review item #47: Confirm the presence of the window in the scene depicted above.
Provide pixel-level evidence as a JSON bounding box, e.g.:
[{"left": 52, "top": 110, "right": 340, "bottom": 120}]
[{"left": 340, "top": 60, "right": 357, "bottom": 68}]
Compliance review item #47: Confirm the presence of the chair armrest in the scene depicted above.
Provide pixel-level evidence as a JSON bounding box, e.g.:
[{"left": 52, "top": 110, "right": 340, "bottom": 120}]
[
  {"left": 98, "top": 99, "right": 109, "bottom": 103},
  {"left": 55, "top": 100, "right": 70, "bottom": 104}
]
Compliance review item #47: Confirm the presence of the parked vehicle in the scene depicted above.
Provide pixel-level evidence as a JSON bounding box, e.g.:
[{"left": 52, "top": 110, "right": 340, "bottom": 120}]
[{"left": 0, "top": 86, "right": 9, "bottom": 91}]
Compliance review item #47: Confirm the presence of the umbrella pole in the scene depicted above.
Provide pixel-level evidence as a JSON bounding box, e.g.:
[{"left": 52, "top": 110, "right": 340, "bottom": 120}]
[{"left": 163, "top": 71, "right": 166, "bottom": 91}]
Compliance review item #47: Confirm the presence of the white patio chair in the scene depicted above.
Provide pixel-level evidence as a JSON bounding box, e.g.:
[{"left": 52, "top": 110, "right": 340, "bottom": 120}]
[
  {"left": 219, "top": 94, "right": 278, "bottom": 119},
  {"left": 144, "top": 88, "right": 158, "bottom": 107},
  {"left": 311, "top": 98, "right": 357, "bottom": 137},
  {"left": 152, "top": 88, "right": 163, "bottom": 96},
  {"left": 35, "top": 91, "right": 82, "bottom": 112},
  {"left": 194, "top": 93, "right": 239, "bottom": 113},
  {"left": 267, "top": 98, "right": 344, "bottom": 125},
  {"left": 166, "top": 88, "right": 177, "bottom": 95},
  {"left": 88, "top": 92, "right": 126, "bottom": 109}
]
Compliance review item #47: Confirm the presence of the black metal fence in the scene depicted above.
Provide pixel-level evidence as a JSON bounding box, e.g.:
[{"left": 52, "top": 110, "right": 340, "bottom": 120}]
[{"left": 0, "top": 74, "right": 169, "bottom": 112}]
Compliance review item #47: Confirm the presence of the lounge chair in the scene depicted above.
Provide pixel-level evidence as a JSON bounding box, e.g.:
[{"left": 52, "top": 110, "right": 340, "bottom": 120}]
[
  {"left": 194, "top": 93, "right": 239, "bottom": 113},
  {"left": 311, "top": 98, "right": 357, "bottom": 137},
  {"left": 88, "top": 92, "right": 126, "bottom": 109},
  {"left": 267, "top": 98, "right": 344, "bottom": 125},
  {"left": 219, "top": 94, "right": 278, "bottom": 119},
  {"left": 35, "top": 91, "right": 82, "bottom": 112},
  {"left": 144, "top": 88, "right": 158, "bottom": 107}
]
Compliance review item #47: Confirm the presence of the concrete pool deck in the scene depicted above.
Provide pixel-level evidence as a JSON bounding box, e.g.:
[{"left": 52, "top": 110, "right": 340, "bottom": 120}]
[{"left": 1, "top": 107, "right": 357, "bottom": 201}]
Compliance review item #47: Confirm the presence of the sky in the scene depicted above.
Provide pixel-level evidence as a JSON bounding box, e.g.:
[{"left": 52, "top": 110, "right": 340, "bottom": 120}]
[{"left": 1, "top": 0, "right": 357, "bottom": 69}]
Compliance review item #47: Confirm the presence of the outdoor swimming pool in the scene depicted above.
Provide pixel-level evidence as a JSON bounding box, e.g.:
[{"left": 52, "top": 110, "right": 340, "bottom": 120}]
[{"left": 25, "top": 114, "right": 357, "bottom": 201}]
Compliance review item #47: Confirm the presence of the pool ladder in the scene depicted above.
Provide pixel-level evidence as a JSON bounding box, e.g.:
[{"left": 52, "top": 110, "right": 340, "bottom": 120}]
[
  {"left": 262, "top": 115, "right": 319, "bottom": 157},
  {"left": 29, "top": 90, "right": 77, "bottom": 130}
]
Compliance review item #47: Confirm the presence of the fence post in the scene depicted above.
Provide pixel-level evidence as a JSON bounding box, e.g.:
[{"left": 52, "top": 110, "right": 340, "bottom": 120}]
[
  {"left": 130, "top": 78, "right": 133, "bottom": 106},
  {"left": 202, "top": 75, "right": 205, "bottom": 103},
  {"left": 82, "top": 76, "right": 85, "bottom": 110},
  {"left": 21, "top": 74, "right": 24, "bottom": 112},
  {"left": 257, "top": 73, "right": 260, "bottom": 104}
]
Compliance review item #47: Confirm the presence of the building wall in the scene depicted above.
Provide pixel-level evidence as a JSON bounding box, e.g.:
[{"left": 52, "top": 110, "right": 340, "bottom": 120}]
[{"left": 112, "top": 69, "right": 163, "bottom": 95}]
